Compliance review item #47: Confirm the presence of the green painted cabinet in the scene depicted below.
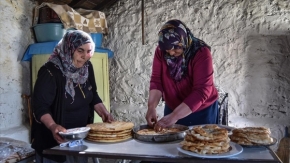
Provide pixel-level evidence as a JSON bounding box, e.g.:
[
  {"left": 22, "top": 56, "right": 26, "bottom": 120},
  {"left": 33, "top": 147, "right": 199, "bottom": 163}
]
[{"left": 31, "top": 53, "right": 110, "bottom": 123}]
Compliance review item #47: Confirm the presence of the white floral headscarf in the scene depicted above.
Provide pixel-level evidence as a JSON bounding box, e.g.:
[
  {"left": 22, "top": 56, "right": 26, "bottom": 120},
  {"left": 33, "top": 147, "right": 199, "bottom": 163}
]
[{"left": 48, "top": 30, "right": 95, "bottom": 101}]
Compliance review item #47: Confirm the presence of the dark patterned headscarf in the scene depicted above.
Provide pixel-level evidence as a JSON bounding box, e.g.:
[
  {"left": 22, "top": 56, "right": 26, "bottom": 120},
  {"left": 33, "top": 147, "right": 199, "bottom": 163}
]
[
  {"left": 158, "top": 19, "right": 210, "bottom": 81},
  {"left": 48, "top": 30, "right": 95, "bottom": 101}
]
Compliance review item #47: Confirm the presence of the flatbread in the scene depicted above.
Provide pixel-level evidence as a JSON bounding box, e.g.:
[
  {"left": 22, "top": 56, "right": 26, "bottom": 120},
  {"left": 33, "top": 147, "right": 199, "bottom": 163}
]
[
  {"left": 89, "top": 128, "right": 132, "bottom": 135},
  {"left": 182, "top": 145, "right": 230, "bottom": 154},
  {"left": 137, "top": 128, "right": 182, "bottom": 135},
  {"left": 230, "top": 132, "right": 273, "bottom": 145},
  {"left": 181, "top": 137, "right": 230, "bottom": 148},
  {"left": 86, "top": 134, "right": 132, "bottom": 142},
  {"left": 87, "top": 121, "right": 134, "bottom": 132},
  {"left": 232, "top": 127, "right": 271, "bottom": 134},
  {"left": 86, "top": 121, "right": 134, "bottom": 143},
  {"left": 88, "top": 131, "right": 131, "bottom": 138},
  {"left": 180, "top": 124, "right": 230, "bottom": 154},
  {"left": 230, "top": 126, "right": 273, "bottom": 145},
  {"left": 229, "top": 135, "right": 254, "bottom": 145},
  {"left": 186, "top": 126, "right": 228, "bottom": 141}
]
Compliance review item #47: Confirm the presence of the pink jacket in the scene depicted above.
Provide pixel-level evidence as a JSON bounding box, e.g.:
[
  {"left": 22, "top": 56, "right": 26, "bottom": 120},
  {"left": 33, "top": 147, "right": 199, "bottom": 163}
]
[{"left": 150, "top": 46, "right": 218, "bottom": 112}]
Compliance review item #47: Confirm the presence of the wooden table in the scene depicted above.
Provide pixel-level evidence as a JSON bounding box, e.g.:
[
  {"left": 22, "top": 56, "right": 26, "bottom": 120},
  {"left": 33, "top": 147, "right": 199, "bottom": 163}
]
[{"left": 43, "top": 139, "right": 282, "bottom": 163}]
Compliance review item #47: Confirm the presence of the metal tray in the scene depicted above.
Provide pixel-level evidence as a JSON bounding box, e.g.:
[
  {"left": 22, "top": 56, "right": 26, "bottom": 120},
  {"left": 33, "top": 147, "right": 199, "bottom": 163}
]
[{"left": 133, "top": 124, "right": 189, "bottom": 143}]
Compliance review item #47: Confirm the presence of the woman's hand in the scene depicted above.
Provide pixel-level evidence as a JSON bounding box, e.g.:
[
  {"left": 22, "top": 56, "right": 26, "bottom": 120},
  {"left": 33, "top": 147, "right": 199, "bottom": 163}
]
[
  {"left": 94, "top": 103, "right": 114, "bottom": 122},
  {"left": 40, "top": 114, "right": 66, "bottom": 143},
  {"left": 145, "top": 108, "right": 158, "bottom": 128},
  {"left": 153, "top": 113, "right": 178, "bottom": 132},
  {"left": 48, "top": 124, "right": 67, "bottom": 144},
  {"left": 154, "top": 103, "right": 192, "bottom": 132},
  {"left": 146, "top": 89, "right": 162, "bottom": 127}
]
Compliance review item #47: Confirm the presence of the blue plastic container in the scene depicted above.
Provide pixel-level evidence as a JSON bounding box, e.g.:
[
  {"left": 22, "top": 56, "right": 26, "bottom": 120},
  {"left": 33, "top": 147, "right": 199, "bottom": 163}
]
[
  {"left": 33, "top": 23, "right": 66, "bottom": 42},
  {"left": 91, "top": 33, "right": 103, "bottom": 47}
]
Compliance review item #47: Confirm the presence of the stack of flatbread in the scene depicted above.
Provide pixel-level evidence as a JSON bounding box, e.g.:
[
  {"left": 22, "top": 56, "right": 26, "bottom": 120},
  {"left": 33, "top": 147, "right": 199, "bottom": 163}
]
[
  {"left": 230, "top": 127, "right": 273, "bottom": 145},
  {"left": 86, "top": 121, "right": 134, "bottom": 142},
  {"left": 180, "top": 124, "right": 230, "bottom": 154}
]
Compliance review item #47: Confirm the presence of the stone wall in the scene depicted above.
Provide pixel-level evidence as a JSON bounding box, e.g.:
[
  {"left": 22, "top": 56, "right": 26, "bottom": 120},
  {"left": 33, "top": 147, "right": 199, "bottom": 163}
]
[
  {"left": 0, "top": 0, "right": 290, "bottom": 149},
  {"left": 103, "top": 0, "right": 290, "bottom": 150}
]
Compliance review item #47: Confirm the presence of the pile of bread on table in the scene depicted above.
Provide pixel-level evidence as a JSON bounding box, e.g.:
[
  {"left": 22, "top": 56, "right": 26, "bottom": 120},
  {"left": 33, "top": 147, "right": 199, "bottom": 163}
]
[
  {"left": 86, "top": 121, "right": 134, "bottom": 142},
  {"left": 83, "top": 121, "right": 273, "bottom": 155},
  {"left": 180, "top": 124, "right": 273, "bottom": 154}
]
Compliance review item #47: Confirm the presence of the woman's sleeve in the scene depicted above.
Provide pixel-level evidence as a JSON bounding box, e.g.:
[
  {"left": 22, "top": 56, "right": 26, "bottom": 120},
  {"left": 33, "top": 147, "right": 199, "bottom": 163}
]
[
  {"left": 149, "top": 47, "right": 164, "bottom": 92},
  {"left": 88, "top": 61, "right": 103, "bottom": 105},
  {"left": 32, "top": 66, "right": 57, "bottom": 123},
  {"left": 183, "top": 47, "right": 215, "bottom": 112}
]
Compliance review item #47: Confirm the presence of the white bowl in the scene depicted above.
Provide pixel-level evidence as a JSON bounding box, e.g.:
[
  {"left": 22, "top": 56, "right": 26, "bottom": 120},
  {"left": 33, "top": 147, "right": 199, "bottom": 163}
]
[{"left": 59, "top": 127, "right": 90, "bottom": 140}]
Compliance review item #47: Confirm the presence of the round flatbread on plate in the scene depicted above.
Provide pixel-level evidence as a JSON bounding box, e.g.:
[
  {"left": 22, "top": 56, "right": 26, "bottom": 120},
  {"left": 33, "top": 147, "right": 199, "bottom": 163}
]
[{"left": 177, "top": 142, "right": 243, "bottom": 158}]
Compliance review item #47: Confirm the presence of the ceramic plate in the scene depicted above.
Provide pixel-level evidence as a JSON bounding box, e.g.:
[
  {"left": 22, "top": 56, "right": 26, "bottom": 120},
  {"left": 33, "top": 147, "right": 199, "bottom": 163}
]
[
  {"left": 59, "top": 127, "right": 90, "bottom": 135},
  {"left": 177, "top": 142, "right": 243, "bottom": 158}
]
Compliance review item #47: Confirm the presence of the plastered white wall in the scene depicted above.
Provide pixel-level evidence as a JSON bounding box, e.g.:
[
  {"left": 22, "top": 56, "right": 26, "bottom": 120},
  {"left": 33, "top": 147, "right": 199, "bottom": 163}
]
[{"left": 0, "top": 0, "right": 34, "bottom": 142}]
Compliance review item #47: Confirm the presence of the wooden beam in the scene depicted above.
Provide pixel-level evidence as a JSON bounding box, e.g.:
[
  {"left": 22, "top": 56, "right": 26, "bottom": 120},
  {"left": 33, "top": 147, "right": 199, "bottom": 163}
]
[{"left": 142, "top": 0, "right": 144, "bottom": 45}]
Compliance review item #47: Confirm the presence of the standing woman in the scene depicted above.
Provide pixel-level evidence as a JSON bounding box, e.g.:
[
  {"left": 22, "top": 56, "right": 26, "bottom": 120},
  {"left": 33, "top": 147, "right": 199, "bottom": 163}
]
[
  {"left": 146, "top": 19, "right": 219, "bottom": 132},
  {"left": 31, "top": 30, "right": 114, "bottom": 163}
]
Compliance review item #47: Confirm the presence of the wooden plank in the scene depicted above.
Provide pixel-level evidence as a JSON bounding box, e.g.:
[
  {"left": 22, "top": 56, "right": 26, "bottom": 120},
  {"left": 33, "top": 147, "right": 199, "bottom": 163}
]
[
  {"left": 287, "top": 125, "right": 290, "bottom": 137},
  {"left": 276, "top": 126, "right": 290, "bottom": 163},
  {"left": 142, "top": 0, "right": 144, "bottom": 45}
]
